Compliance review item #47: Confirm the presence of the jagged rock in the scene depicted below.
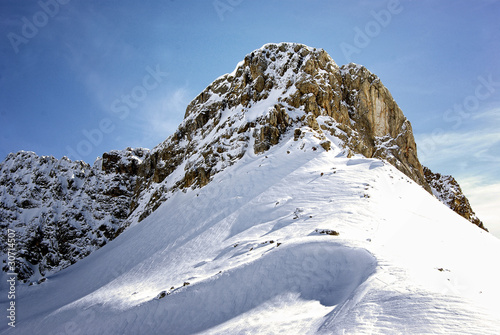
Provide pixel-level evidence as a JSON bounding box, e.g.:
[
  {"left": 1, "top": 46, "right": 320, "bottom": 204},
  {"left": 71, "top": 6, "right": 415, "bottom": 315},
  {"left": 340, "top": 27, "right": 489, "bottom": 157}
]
[
  {"left": 320, "top": 141, "right": 331, "bottom": 151},
  {"left": 102, "top": 148, "right": 147, "bottom": 175},
  {"left": 0, "top": 148, "right": 148, "bottom": 281},
  {"left": 424, "top": 167, "right": 487, "bottom": 231}
]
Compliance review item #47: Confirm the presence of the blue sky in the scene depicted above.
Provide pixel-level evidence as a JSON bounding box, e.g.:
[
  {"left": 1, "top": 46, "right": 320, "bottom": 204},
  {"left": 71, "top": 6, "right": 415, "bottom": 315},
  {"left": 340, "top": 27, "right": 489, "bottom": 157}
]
[{"left": 1, "top": 0, "right": 499, "bottom": 236}]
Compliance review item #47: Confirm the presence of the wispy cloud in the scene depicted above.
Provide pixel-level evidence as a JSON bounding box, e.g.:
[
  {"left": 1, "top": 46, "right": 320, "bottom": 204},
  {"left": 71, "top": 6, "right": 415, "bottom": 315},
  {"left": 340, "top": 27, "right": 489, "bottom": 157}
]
[
  {"left": 415, "top": 112, "right": 500, "bottom": 239},
  {"left": 143, "top": 87, "right": 191, "bottom": 135},
  {"left": 459, "top": 177, "right": 500, "bottom": 239},
  {"left": 415, "top": 129, "right": 500, "bottom": 166},
  {"left": 472, "top": 106, "right": 500, "bottom": 121},
  {"left": 126, "top": 86, "right": 193, "bottom": 148}
]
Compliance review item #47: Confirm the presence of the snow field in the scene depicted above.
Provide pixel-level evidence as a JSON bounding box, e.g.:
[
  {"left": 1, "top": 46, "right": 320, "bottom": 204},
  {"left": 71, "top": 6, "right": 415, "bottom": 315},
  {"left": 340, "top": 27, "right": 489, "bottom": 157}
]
[{"left": 2, "top": 132, "right": 500, "bottom": 334}]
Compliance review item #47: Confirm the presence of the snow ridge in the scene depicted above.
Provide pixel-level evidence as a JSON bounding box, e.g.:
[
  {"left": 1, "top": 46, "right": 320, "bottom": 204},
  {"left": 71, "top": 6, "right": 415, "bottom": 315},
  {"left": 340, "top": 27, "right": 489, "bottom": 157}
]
[{"left": 0, "top": 43, "right": 498, "bottom": 334}]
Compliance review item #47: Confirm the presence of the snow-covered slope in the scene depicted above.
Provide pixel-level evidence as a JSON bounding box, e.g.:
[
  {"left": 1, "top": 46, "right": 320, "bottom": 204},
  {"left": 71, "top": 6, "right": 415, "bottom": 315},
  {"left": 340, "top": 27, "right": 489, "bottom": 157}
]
[{"left": 2, "top": 132, "right": 499, "bottom": 334}]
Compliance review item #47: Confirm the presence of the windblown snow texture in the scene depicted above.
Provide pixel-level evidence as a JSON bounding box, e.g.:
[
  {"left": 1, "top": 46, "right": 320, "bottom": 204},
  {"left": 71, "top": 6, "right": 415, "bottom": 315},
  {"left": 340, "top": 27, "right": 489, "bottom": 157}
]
[{"left": 2, "top": 133, "right": 499, "bottom": 334}]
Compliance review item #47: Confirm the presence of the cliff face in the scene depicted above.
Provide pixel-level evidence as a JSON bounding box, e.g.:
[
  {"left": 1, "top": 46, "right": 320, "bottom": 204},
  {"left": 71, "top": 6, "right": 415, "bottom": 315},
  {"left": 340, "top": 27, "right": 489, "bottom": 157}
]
[
  {"left": 339, "top": 64, "right": 428, "bottom": 190},
  {"left": 0, "top": 43, "right": 486, "bottom": 282}
]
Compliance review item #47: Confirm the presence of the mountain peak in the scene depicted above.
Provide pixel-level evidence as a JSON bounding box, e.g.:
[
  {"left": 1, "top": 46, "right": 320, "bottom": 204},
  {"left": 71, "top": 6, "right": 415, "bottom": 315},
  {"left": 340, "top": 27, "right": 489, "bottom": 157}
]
[
  {"left": 0, "top": 43, "right": 486, "bottom": 283},
  {"left": 128, "top": 43, "right": 487, "bottom": 230},
  {"left": 133, "top": 43, "right": 428, "bottom": 219}
]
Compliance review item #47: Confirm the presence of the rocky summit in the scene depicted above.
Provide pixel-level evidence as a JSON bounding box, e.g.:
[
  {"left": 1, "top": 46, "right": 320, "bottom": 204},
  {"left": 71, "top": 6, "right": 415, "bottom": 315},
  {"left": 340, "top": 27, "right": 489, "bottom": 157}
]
[{"left": 0, "top": 43, "right": 486, "bottom": 282}]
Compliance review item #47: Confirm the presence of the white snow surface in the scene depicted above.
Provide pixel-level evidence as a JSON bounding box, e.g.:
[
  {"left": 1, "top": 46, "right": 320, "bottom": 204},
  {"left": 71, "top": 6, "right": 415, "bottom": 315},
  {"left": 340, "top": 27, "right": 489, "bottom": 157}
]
[{"left": 2, "top": 133, "right": 500, "bottom": 334}]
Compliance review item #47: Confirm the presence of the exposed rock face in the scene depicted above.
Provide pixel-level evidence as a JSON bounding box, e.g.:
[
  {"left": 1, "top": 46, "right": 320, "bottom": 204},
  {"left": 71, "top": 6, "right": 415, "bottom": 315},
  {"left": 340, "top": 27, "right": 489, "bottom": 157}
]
[
  {"left": 339, "top": 64, "right": 428, "bottom": 190},
  {"left": 0, "top": 148, "right": 148, "bottom": 281},
  {"left": 424, "top": 167, "right": 486, "bottom": 231},
  {"left": 132, "top": 42, "right": 429, "bottom": 206},
  {"left": 0, "top": 42, "right": 486, "bottom": 282}
]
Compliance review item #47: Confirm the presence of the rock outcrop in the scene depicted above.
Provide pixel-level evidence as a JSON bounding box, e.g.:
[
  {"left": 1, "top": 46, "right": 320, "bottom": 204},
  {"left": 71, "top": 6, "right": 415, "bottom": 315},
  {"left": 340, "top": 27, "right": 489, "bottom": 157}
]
[
  {"left": 0, "top": 42, "right": 487, "bottom": 282},
  {"left": 0, "top": 148, "right": 148, "bottom": 281},
  {"left": 339, "top": 64, "right": 428, "bottom": 190},
  {"left": 424, "top": 167, "right": 486, "bottom": 231},
  {"left": 131, "top": 43, "right": 430, "bottom": 220}
]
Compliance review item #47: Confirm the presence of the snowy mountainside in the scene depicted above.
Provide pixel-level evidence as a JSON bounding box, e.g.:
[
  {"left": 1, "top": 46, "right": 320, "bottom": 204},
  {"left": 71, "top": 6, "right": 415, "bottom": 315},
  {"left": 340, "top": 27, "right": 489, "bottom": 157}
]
[
  {"left": 0, "top": 42, "right": 486, "bottom": 285},
  {"left": 130, "top": 42, "right": 481, "bottom": 228},
  {"left": 3, "top": 132, "right": 499, "bottom": 334},
  {"left": 0, "top": 148, "right": 148, "bottom": 281}
]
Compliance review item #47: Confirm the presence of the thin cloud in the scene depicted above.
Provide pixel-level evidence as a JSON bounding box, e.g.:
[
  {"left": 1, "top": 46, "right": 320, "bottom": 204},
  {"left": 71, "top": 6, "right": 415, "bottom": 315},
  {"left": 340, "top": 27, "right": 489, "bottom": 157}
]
[
  {"left": 58, "top": 4, "right": 146, "bottom": 113},
  {"left": 459, "top": 177, "right": 500, "bottom": 239},
  {"left": 415, "top": 129, "right": 500, "bottom": 166},
  {"left": 129, "top": 86, "right": 193, "bottom": 148},
  {"left": 472, "top": 107, "right": 500, "bottom": 121}
]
